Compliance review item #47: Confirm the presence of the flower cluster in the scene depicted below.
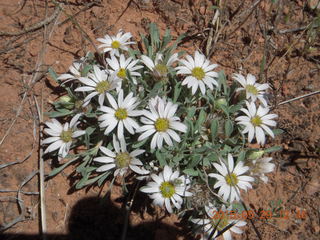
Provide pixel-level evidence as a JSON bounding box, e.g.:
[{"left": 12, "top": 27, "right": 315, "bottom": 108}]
[{"left": 44, "top": 24, "right": 280, "bottom": 240}]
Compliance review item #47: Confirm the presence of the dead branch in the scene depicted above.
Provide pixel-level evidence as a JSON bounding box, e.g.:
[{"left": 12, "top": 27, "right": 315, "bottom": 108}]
[
  {"left": 277, "top": 90, "right": 320, "bottom": 106},
  {"left": 57, "top": 1, "right": 103, "bottom": 26},
  {"left": 0, "top": 4, "right": 61, "bottom": 37},
  {"left": 0, "top": 4, "right": 61, "bottom": 148},
  {"left": 0, "top": 170, "right": 38, "bottom": 232}
]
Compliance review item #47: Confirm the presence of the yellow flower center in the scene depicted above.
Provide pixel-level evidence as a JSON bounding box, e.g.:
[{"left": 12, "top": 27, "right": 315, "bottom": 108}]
[
  {"left": 251, "top": 115, "right": 262, "bottom": 127},
  {"left": 117, "top": 68, "right": 127, "bottom": 79},
  {"left": 159, "top": 181, "right": 176, "bottom": 198},
  {"left": 95, "top": 80, "right": 111, "bottom": 94},
  {"left": 155, "top": 63, "right": 168, "bottom": 76},
  {"left": 154, "top": 118, "right": 169, "bottom": 132},
  {"left": 60, "top": 129, "right": 73, "bottom": 143},
  {"left": 111, "top": 40, "right": 120, "bottom": 49},
  {"left": 212, "top": 215, "right": 229, "bottom": 231},
  {"left": 115, "top": 152, "right": 131, "bottom": 168},
  {"left": 245, "top": 85, "right": 258, "bottom": 95},
  {"left": 114, "top": 108, "right": 128, "bottom": 120},
  {"left": 225, "top": 173, "right": 239, "bottom": 186},
  {"left": 191, "top": 67, "right": 205, "bottom": 80}
]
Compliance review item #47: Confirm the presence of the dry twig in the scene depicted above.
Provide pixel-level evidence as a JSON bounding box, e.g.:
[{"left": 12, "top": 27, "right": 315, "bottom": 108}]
[
  {"left": 0, "top": 4, "right": 61, "bottom": 36},
  {"left": 0, "top": 170, "right": 38, "bottom": 231},
  {"left": 0, "top": 4, "right": 61, "bottom": 148},
  {"left": 277, "top": 90, "right": 320, "bottom": 106}
]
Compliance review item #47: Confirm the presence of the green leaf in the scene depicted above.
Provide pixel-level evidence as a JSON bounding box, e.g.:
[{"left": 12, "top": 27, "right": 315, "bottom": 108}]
[
  {"left": 141, "top": 33, "right": 150, "bottom": 50},
  {"left": 210, "top": 119, "right": 219, "bottom": 140},
  {"left": 161, "top": 28, "right": 172, "bottom": 50},
  {"left": 189, "top": 154, "right": 202, "bottom": 168},
  {"left": 98, "top": 171, "right": 111, "bottom": 187},
  {"left": 47, "top": 158, "right": 79, "bottom": 178},
  {"left": 173, "top": 82, "right": 182, "bottom": 103},
  {"left": 183, "top": 168, "right": 199, "bottom": 176},
  {"left": 232, "top": 202, "right": 246, "bottom": 213},
  {"left": 185, "top": 119, "right": 194, "bottom": 137},
  {"left": 150, "top": 22, "right": 160, "bottom": 48},
  {"left": 225, "top": 119, "right": 234, "bottom": 137},
  {"left": 273, "top": 129, "right": 284, "bottom": 136},
  {"left": 219, "top": 104, "right": 230, "bottom": 116},
  {"left": 172, "top": 155, "right": 184, "bottom": 163},
  {"left": 46, "top": 109, "right": 72, "bottom": 118},
  {"left": 148, "top": 81, "right": 163, "bottom": 98},
  {"left": 48, "top": 67, "right": 59, "bottom": 82},
  {"left": 132, "top": 138, "right": 148, "bottom": 148},
  {"left": 76, "top": 171, "right": 110, "bottom": 189},
  {"left": 156, "top": 150, "right": 167, "bottom": 167},
  {"left": 187, "top": 106, "right": 196, "bottom": 118},
  {"left": 76, "top": 156, "right": 91, "bottom": 174},
  {"left": 237, "top": 151, "right": 246, "bottom": 162},
  {"left": 195, "top": 109, "right": 206, "bottom": 132},
  {"left": 218, "top": 71, "right": 227, "bottom": 93},
  {"left": 229, "top": 104, "right": 243, "bottom": 114},
  {"left": 264, "top": 146, "right": 282, "bottom": 153},
  {"left": 81, "top": 65, "right": 92, "bottom": 77},
  {"left": 85, "top": 126, "right": 96, "bottom": 136},
  {"left": 203, "top": 153, "right": 219, "bottom": 165}
]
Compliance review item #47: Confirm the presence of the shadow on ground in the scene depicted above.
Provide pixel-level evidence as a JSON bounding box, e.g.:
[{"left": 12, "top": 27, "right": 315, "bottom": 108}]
[{"left": 1, "top": 196, "right": 194, "bottom": 240}]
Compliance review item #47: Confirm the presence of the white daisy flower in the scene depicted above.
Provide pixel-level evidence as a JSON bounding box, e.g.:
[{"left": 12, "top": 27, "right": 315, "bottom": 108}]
[
  {"left": 43, "top": 114, "right": 85, "bottom": 160},
  {"left": 140, "top": 165, "right": 192, "bottom": 213},
  {"left": 209, "top": 154, "right": 254, "bottom": 202},
  {"left": 97, "top": 30, "right": 135, "bottom": 56},
  {"left": 246, "top": 157, "right": 275, "bottom": 183},
  {"left": 93, "top": 135, "right": 149, "bottom": 177},
  {"left": 57, "top": 61, "right": 82, "bottom": 83},
  {"left": 235, "top": 101, "right": 278, "bottom": 146},
  {"left": 176, "top": 51, "right": 218, "bottom": 95},
  {"left": 191, "top": 204, "right": 247, "bottom": 240},
  {"left": 98, "top": 89, "right": 141, "bottom": 139},
  {"left": 137, "top": 96, "right": 187, "bottom": 149},
  {"left": 106, "top": 54, "right": 143, "bottom": 84},
  {"left": 75, "top": 65, "right": 120, "bottom": 106},
  {"left": 233, "top": 73, "right": 270, "bottom": 106},
  {"left": 141, "top": 52, "right": 178, "bottom": 79}
]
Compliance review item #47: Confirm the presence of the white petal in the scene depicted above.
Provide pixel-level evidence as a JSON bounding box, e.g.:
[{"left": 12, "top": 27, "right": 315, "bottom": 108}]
[
  {"left": 96, "top": 164, "right": 116, "bottom": 172},
  {"left": 94, "top": 156, "right": 115, "bottom": 163},
  {"left": 100, "top": 146, "right": 116, "bottom": 157}
]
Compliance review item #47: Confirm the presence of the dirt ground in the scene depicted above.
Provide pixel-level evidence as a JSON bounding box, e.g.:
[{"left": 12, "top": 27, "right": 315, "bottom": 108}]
[{"left": 0, "top": 0, "right": 319, "bottom": 239}]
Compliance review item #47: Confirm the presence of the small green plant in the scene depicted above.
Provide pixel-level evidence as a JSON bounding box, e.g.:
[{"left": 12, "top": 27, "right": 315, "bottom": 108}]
[{"left": 45, "top": 23, "right": 281, "bottom": 240}]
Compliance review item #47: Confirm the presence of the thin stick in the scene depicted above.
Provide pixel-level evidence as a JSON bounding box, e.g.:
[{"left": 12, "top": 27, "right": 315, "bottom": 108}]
[
  {"left": 228, "top": 0, "right": 262, "bottom": 36},
  {"left": 205, "top": 8, "right": 220, "bottom": 57},
  {"left": 277, "top": 90, "right": 320, "bottom": 106},
  {"left": 120, "top": 181, "right": 140, "bottom": 240},
  {"left": 0, "top": 4, "right": 61, "bottom": 36},
  {"left": 57, "top": 1, "right": 102, "bottom": 26},
  {"left": 0, "top": 170, "right": 38, "bottom": 231},
  {"left": 279, "top": 25, "right": 315, "bottom": 34},
  {"left": 57, "top": 3, "right": 100, "bottom": 54},
  {"left": 0, "top": 189, "right": 39, "bottom": 195},
  {"left": 34, "top": 93, "right": 47, "bottom": 238},
  {"left": 0, "top": 5, "right": 61, "bottom": 148}
]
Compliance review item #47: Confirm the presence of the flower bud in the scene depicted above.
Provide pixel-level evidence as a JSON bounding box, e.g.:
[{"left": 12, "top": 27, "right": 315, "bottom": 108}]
[
  {"left": 59, "top": 95, "right": 72, "bottom": 103},
  {"left": 215, "top": 98, "right": 228, "bottom": 109},
  {"left": 247, "top": 150, "right": 265, "bottom": 160}
]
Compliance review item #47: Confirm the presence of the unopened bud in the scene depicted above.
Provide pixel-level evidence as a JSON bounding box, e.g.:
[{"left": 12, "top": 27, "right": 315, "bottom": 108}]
[
  {"left": 247, "top": 150, "right": 265, "bottom": 160},
  {"left": 215, "top": 98, "right": 228, "bottom": 109},
  {"left": 59, "top": 95, "right": 72, "bottom": 103}
]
